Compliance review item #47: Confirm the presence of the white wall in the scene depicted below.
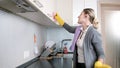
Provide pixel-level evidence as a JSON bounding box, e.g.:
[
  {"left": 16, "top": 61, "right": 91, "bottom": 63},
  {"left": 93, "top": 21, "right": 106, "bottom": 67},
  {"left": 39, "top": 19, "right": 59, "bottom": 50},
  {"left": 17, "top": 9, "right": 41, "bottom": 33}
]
[{"left": 0, "top": 10, "right": 47, "bottom": 68}]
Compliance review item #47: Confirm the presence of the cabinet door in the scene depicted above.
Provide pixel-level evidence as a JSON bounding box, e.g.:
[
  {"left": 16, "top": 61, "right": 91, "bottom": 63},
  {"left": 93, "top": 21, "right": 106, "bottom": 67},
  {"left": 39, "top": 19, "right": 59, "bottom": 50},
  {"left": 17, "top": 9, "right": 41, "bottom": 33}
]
[
  {"left": 85, "top": 0, "right": 97, "bottom": 17},
  {"left": 73, "top": 0, "right": 84, "bottom": 26},
  {"left": 37, "top": 0, "right": 55, "bottom": 15},
  {"left": 55, "top": 0, "right": 73, "bottom": 26}
]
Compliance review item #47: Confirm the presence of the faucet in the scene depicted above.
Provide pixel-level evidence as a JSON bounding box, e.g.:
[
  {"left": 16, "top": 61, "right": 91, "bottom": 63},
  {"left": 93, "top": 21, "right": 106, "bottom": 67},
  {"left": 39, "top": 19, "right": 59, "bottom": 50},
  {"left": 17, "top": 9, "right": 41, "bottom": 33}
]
[{"left": 61, "top": 39, "right": 72, "bottom": 54}]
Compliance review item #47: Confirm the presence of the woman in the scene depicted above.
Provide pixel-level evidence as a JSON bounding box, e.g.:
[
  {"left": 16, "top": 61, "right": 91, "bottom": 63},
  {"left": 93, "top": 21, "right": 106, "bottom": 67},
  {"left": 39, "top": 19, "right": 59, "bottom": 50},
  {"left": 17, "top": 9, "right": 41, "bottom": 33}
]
[{"left": 54, "top": 8, "right": 105, "bottom": 68}]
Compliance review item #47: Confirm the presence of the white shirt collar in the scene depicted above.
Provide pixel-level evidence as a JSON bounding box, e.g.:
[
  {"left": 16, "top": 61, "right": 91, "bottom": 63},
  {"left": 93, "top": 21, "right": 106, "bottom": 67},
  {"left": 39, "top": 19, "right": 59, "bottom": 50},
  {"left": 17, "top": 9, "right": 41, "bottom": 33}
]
[{"left": 80, "top": 24, "right": 92, "bottom": 32}]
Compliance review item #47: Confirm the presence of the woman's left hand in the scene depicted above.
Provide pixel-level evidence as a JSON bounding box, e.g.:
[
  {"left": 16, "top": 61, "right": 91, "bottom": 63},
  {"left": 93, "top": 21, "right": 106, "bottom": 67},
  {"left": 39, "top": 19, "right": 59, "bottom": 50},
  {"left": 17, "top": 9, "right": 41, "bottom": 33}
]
[{"left": 94, "top": 59, "right": 112, "bottom": 68}]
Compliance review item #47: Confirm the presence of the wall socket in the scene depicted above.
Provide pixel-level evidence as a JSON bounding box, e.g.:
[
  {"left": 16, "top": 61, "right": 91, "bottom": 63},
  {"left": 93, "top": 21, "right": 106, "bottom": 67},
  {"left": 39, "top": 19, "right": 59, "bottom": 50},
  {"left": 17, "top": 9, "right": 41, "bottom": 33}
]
[{"left": 24, "top": 50, "right": 30, "bottom": 59}]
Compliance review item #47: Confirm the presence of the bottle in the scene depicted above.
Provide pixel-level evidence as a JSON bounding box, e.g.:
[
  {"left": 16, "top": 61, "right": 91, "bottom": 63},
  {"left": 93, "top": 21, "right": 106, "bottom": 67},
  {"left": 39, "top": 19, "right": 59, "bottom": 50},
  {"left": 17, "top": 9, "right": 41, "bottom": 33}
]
[
  {"left": 63, "top": 43, "right": 68, "bottom": 54},
  {"left": 34, "top": 34, "right": 39, "bottom": 56}
]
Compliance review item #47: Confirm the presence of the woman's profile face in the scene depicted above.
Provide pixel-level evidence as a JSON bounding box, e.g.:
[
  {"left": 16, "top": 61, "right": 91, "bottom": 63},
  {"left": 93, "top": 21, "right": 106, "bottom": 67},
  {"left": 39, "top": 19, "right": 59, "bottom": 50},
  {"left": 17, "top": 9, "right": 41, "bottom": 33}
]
[{"left": 78, "top": 12, "right": 89, "bottom": 25}]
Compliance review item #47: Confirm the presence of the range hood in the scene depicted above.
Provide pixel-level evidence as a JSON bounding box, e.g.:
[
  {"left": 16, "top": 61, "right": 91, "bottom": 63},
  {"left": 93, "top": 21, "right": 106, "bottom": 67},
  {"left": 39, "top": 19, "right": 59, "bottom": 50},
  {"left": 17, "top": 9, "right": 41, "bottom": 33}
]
[{"left": 0, "top": 0, "right": 59, "bottom": 27}]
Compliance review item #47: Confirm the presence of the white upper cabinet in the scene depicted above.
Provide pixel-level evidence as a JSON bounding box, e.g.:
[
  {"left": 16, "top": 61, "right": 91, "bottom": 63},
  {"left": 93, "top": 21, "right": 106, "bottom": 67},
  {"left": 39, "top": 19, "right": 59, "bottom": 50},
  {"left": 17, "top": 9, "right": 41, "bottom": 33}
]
[
  {"left": 0, "top": 0, "right": 97, "bottom": 27},
  {"left": 33, "top": 0, "right": 55, "bottom": 20},
  {"left": 0, "top": 0, "right": 59, "bottom": 27},
  {"left": 55, "top": 0, "right": 73, "bottom": 26},
  {"left": 26, "top": 0, "right": 97, "bottom": 26},
  {"left": 26, "top": 0, "right": 56, "bottom": 24}
]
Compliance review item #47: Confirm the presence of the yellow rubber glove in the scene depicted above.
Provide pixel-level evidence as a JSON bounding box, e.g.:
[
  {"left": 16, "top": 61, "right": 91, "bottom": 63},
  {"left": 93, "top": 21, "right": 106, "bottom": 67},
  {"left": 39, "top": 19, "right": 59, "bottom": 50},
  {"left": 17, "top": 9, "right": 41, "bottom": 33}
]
[
  {"left": 95, "top": 61, "right": 102, "bottom": 68},
  {"left": 54, "top": 13, "right": 64, "bottom": 26},
  {"left": 94, "top": 61, "right": 112, "bottom": 68},
  {"left": 102, "top": 64, "right": 112, "bottom": 68}
]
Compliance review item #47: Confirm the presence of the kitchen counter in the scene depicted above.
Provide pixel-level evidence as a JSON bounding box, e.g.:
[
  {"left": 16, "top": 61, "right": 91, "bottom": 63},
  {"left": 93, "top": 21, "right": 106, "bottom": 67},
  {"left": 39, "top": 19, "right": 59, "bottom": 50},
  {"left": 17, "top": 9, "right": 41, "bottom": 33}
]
[{"left": 26, "top": 58, "right": 72, "bottom": 68}]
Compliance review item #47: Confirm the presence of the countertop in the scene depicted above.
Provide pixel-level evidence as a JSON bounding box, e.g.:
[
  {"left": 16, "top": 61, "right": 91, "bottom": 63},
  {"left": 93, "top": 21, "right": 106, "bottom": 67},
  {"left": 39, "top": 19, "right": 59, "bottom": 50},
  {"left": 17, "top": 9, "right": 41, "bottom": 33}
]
[{"left": 26, "top": 58, "right": 72, "bottom": 68}]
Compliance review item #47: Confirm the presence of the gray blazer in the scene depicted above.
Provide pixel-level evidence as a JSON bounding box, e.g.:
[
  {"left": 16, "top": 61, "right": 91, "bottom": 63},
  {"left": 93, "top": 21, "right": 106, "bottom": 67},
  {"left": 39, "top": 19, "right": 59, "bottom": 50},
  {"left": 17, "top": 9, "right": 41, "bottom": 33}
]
[{"left": 63, "top": 23, "right": 105, "bottom": 68}]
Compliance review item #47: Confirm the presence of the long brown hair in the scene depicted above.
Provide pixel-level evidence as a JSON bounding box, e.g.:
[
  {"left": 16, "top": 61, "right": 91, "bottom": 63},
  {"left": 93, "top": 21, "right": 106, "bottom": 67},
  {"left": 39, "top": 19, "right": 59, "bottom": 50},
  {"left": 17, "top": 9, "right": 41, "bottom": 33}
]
[{"left": 83, "top": 8, "right": 98, "bottom": 29}]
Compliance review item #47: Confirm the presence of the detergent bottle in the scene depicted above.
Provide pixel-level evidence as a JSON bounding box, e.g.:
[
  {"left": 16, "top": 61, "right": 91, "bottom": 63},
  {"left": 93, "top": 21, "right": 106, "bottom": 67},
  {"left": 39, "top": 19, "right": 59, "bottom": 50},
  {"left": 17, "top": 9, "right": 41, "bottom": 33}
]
[{"left": 63, "top": 43, "right": 68, "bottom": 54}]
